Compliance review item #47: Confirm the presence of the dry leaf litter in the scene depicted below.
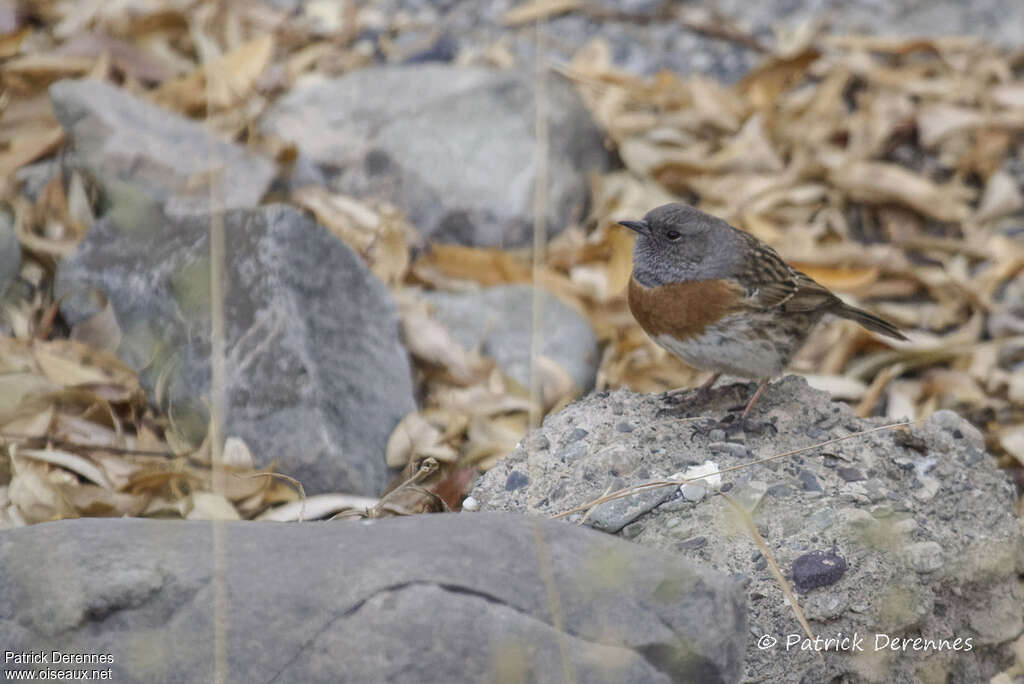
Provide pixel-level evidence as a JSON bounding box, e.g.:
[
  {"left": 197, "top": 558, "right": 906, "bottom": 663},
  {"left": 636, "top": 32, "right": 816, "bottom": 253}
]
[{"left": 1, "top": 3, "right": 1023, "bottom": 531}]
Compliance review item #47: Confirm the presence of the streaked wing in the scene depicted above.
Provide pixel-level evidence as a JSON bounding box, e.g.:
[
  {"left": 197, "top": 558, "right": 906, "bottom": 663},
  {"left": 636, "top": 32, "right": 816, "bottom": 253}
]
[{"left": 731, "top": 231, "right": 835, "bottom": 312}]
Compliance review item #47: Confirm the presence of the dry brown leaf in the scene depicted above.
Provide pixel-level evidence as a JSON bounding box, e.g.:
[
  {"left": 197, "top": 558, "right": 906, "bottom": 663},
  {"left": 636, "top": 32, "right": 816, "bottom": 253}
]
[
  {"left": 155, "top": 34, "right": 274, "bottom": 113},
  {"left": 501, "top": 0, "right": 581, "bottom": 26},
  {"left": 463, "top": 414, "right": 527, "bottom": 465},
  {"left": 917, "top": 104, "right": 986, "bottom": 147},
  {"left": 54, "top": 32, "right": 176, "bottom": 83},
  {"left": 0, "top": 24, "right": 29, "bottom": 59},
  {"left": 32, "top": 339, "right": 141, "bottom": 393},
  {"left": 738, "top": 48, "right": 820, "bottom": 111},
  {"left": 8, "top": 460, "right": 76, "bottom": 523},
  {"left": 18, "top": 448, "right": 114, "bottom": 490},
  {"left": 1, "top": 402, "right": 55, "bottom": 439},
  {"left": 186, "top": 491, "right": 241, "bottom": 520},
  {"left": 399, "top": 301, "right": 480, "bottom": 385},
  {"left": 976, "top": 170, "right": 1024, "bottom": 221},
  {"left": 62, "top": 484, "right": 148, "bottom": 517},
  {"left": 998, "top": 425, "right": 1024, "bottom": 466},
  {"left": 828, "top": 161, "right": 970, "bottom": 223},
  {"left": 0, "top": 126, "right": 63, "bottom": 180},
  {"left": 411, "top": 244, "right": 532, "bottom": 287},
  {"left": 257, "top": 494, "right": 378, "bottom": 522},
  {"left": 386, "top": 412, "right": 453, "bottom": 469}
]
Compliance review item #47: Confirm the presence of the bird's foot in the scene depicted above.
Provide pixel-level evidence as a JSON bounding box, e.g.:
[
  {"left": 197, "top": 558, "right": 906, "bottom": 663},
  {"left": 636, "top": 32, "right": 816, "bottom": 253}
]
[{"left": 689, "top": 412, "right": 778, "bottom": 440}]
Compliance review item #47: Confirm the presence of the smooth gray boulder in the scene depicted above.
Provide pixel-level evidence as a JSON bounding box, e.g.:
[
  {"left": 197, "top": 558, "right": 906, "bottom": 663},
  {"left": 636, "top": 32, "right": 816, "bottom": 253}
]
[
  {"left": 261, "top": 64, "right": 608, "bottom": 247},
  {"left": 0, "top": 513, "right": 746, "bottom": 683},
  {"left": 472, "top": 376, "right": 1024, "bottom": 682},
  {"left": 56, "top": 204, "right": 414, "bottom": 496},
  {"left": 423, "top": 285, "right": 599, "bottom": 392},
  {"left": 50, "top": 79, "right": 275, "bottom": 218}
]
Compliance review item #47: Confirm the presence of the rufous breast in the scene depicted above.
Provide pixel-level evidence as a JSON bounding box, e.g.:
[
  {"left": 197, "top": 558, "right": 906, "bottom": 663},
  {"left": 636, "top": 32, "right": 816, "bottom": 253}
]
[{"left": 627, "top": 275, "right": 744, "bottom": 340}]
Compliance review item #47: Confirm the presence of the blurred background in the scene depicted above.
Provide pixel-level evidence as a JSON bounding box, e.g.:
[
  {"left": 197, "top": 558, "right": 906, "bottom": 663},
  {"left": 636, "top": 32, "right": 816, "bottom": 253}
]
[{"left": 0, "top": 0, "right": 1022, "bottom": 522}]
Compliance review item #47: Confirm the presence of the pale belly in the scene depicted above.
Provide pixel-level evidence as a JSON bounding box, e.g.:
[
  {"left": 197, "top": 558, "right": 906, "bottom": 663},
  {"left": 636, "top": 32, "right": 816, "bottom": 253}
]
[{"left": 652, "top": 312, "right": 797, "bottom": 379}]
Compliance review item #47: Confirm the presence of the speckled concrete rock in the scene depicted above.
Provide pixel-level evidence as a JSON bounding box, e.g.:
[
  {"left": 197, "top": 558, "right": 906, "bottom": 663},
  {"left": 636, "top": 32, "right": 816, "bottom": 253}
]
[{"left": 471, "top": 376, "right": 1024, "bottom": 683}]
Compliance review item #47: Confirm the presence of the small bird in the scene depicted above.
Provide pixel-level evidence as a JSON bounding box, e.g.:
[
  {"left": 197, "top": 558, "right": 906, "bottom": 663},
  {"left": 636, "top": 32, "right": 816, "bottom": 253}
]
[{"left": 620, "top": 203, "right": 907, "bottom": 421}]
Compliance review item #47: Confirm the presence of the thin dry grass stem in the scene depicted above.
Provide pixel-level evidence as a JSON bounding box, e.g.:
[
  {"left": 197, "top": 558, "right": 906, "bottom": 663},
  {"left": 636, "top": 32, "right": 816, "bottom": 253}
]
[
  {"left": 576, "top": 484, "right": 613, "bottom": 527},
  {"left": 234, "top": 471, "right": 307, "bottom": 521},
  {"left": 206, "top": 75, "right": 229, "bottom": 684},
  {"left": 721, "top": 492, "right": 823, "bottom": 665},
  {"left": 529, "top": 21, "right": 575, "bottom": 684},
  {"left": 530, "top": 516, "right": 577, "bottom": 684},
  {"left": 0, "top": 434, "right": 175, "bottom": 457},
  {"left": 527, "top": 36, "right": 550, "bottom": 432},
  {"left": 551, "top": 420, "right": 914, "bottom": 519}
]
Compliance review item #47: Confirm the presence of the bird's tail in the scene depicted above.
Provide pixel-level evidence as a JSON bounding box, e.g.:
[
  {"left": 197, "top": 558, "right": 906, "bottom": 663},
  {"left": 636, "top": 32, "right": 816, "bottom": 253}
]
[{"left": 833, "top": 303, "right": 908, "bottom": 341}]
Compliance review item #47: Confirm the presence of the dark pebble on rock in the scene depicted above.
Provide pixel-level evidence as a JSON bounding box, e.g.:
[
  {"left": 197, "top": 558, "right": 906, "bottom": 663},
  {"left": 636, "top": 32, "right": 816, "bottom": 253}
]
[
  {"left": 792, "top": 549, "right": 848, "bottom": 592},
  {"left": 679, "top": 536, "right": 707, "bottom": 550},
  {"left": 767, "top": 484, "right": 791, "bottom": 498},
  {"left": 566, "top": 428, "right": 589, "bottom": 443},
  {"left": 616, "top": 422, "right": 634, "bottom": 433},
  {"left": 837, "top": 467, "right": 865, "bottom": 482},
  {"left": 799, "top": 469, "right": 822, "bottom": 492},
  {"left": 504, "top": 471, "right": 529, "bottom": 491},
  {"left": 893, "top": 430, "right": 928, "bottom": 452}
]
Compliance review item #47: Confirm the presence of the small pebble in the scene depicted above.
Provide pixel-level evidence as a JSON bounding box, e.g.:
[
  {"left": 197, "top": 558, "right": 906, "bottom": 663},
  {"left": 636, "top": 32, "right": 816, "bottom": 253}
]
[
  {"left": 566, "top": 428, "right": 589, "bottom": 443},
  {"left": 504, "top": 471, "right": 529, "bottom": 491},
  {"left": 678, "top": 536, "right": 707, "bottom": 550},
  {"left": 837, "top": 467, "right": 865, "bottom": 482},
  {"left": 905, "top": 541, "right": 944, "bottom": 573},
  {"left": 681, "top": 483, "right": 706, "bottom": 502},
  {"left": 799, "top": 469, "right": 822, "bottom": 492},
  {"left": 792, "top": 549, "right": 848, "bottom": 592},
  {"left": 461, "top": 496, "right": 479, "bottom": 511},
  {"left": 616, "top": 421, "right": 634, "bottom": 433},
  {"left": 709, "top": 442, "right": 748, "bottom": 458},
  {"left": 622, "top": 522, "right": 645, "bottom": 539}
]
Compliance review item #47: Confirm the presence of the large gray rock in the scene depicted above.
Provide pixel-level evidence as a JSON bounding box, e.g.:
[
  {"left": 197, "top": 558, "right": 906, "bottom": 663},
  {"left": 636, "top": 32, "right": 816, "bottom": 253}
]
[
  {"left": 56, "top": 204, "right": 414, "bottom": 496},
  {"left": 0, "top": 513, "right": 746, "bottom": 683},
  {"left": 50, "top": 79, "right": 275, "bottom": 218},
  {"left": 472, "top": 376, "right": 1024, "bottom": 683},
  {"left": 261, "top": 64, "right": 608, "bottom": 247},
  {"left": 423, "top": 285, "right": 599, "bottom": 392}
]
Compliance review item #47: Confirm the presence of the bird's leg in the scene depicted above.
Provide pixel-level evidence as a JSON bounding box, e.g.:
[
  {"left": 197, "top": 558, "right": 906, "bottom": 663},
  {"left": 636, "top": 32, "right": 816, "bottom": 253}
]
[
  {"left": 698, "top": 372, "right": 721, "bottom": 398},
  {"left": 733, "top": 380, "right": 777, "bottom": 435},
  {"left": 663, "top": 372, "right": 721, "bottom": 406},
  {"left": 741, "top": 380, "right": 768, "bottom": 419}
]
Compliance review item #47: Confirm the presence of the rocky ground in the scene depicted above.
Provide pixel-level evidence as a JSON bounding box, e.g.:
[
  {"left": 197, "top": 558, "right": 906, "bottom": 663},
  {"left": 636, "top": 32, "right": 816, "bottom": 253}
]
[
  {"left": 471, "top": 377, "right": 1024, "bottom": 682},
  {"left": 1, "top": 0, "right": 1024, "bottom": 682}
]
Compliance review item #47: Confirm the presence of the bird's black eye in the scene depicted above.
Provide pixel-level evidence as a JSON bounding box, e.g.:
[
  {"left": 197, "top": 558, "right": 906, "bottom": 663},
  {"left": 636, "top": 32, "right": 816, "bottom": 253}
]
[{"left": 666, "top": 230, "right": 681, "bottom": 241}]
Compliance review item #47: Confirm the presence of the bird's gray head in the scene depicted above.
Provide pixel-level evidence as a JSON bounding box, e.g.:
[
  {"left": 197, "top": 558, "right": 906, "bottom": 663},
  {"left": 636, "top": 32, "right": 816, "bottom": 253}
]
[{"left": 619, "top": 203, "right": 741, "bottom": 287}]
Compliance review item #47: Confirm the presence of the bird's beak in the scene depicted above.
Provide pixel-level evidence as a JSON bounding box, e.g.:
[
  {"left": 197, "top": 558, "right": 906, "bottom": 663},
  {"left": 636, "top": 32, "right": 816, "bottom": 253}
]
[{"left": 618, "top": 220, "right": 649, "bottom": 235}]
